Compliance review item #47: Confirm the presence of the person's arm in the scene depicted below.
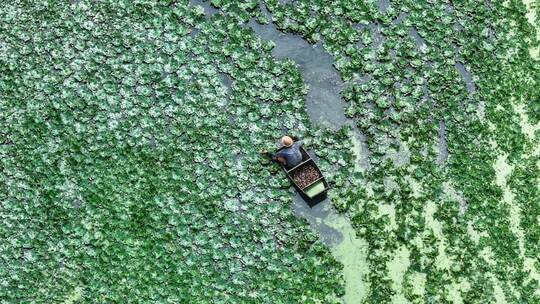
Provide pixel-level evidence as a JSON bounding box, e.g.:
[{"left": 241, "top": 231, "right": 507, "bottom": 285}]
[
  {"left": 293, "top": 140, "right": 303, "bottom": 148},
  {"left": 273, "top": 150, "right": 288, "bottom": 165},
  {"left": 273, "top": 150, "right": 284, "bottom": 161}
]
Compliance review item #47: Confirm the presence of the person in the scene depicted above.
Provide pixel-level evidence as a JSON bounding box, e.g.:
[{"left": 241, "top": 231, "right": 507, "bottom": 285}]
[{"left": 265, "top": 136, "right": 304, "bottom": 168}]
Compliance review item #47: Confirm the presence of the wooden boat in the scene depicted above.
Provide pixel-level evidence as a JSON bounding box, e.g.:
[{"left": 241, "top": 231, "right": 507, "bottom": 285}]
[{"left": 276, "top": 145, "right": 329, "bottom": 200}]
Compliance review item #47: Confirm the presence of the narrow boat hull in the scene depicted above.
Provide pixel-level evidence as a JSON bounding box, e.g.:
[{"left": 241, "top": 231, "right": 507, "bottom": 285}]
[{"left": 276, "top": 145, "right": 329, "bottom": 203}]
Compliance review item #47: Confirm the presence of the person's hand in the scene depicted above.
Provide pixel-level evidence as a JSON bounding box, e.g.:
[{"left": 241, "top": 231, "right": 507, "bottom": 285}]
[
  {"left": 259, "top": 149, "right": 269, "bottom": 154},
  {"left": 276, "top": 156, "right": 287, "bottom": 165}
]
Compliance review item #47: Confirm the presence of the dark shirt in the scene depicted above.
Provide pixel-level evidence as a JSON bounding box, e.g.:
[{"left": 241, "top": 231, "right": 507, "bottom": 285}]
[{"left": 273, "top": 140, "right": 303, "bottom": 168}]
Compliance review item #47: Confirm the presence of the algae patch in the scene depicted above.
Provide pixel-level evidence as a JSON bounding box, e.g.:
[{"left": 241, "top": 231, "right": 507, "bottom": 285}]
[
  {"left": 523, "top": 0, "right": 540, "bottom": 59},
  {"left": 63, "top": 286, "right": 83, "bottom": 304},
  {"left": 424, "top": 200, "right": 453, "bottom": 271},
  {"left": 387, "top": 245, "right": 410, "bottom": 303},
  {"left": 293, "top": 197, "right": 369, "bottom": 303},
  {"left": 492, "top": 277, "right": 509, "bottom": 304},
  {"left": 326, "top": 211, "right": 369, "bottom": 303},
  {"left": 494, "top": 154, "right": 525, "bottom": 256}
]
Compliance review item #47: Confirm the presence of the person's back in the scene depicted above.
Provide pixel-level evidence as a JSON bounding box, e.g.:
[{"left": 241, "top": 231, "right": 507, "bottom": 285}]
[{"left": 273, "top": 136, "right": 303, "bottom": 168}]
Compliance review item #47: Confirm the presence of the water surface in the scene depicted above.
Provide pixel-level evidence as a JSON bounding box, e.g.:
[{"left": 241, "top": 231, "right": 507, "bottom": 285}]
[{"left": 247, "top": 19, "right": 349, "bottom": 130}]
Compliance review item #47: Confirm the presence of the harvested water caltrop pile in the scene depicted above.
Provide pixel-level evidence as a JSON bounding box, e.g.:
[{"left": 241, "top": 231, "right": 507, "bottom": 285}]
[
  {"left": 1, "top": 0, "right": 539, "bottom": 303},
  {"left": 290, "top": 164, "right": 321, "bottom": 189}
]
